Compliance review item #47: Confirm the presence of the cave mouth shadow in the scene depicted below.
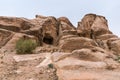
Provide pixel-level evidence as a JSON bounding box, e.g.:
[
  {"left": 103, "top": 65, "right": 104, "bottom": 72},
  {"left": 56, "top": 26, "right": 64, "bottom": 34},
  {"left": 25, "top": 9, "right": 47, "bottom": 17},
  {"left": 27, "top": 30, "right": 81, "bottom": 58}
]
[{"left": 43, "top": 36, "right": 53, "bottom": 45}]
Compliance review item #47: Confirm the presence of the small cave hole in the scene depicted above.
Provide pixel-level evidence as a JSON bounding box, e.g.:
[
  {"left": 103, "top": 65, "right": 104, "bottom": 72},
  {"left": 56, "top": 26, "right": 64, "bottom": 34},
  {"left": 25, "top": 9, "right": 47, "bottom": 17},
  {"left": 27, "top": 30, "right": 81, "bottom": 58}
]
[{"left": 43, "top": 36, "right": 53, "bottom": 45}]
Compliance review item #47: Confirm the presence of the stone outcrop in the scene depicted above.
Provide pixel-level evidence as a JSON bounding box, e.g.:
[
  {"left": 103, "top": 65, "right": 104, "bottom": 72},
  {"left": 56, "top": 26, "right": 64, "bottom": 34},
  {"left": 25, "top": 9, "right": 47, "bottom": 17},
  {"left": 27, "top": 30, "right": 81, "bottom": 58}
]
[
  {"left": 23, "top": 15, "right": 59, "bottom": 46},
  {"left": 0, "top": 29, "right": 14, "bottom": 48},
  {"left": 107, "top": 39, "right": 120, "bottom": 55},
  {"left": 77, "top": 14, "right": 112, "bottom": 38},
  {"left": 59, "top": 37, "right": 97, "bottom": 52},
  {"left": 57, "top": 17, "right": 76, "bottom": 33},
  {"left": 0, "top": 16, "right": 34, "bottom": 32},
  {"left": 1, "top": 13, "right": 120, "bottom": 80},
  {"left": 1, "top": 14, "right": 118, "bottom": 53}
]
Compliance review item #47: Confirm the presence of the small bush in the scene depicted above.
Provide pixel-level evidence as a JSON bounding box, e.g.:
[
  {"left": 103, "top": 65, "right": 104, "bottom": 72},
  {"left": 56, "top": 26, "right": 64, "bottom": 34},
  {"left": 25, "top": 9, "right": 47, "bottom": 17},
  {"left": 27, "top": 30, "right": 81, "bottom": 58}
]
[
  {"left": 48, "top": 63, "right": 54, "bottom": 69},
  {"left": 16, "top": 38, "right": 37, "bottom": 54}
]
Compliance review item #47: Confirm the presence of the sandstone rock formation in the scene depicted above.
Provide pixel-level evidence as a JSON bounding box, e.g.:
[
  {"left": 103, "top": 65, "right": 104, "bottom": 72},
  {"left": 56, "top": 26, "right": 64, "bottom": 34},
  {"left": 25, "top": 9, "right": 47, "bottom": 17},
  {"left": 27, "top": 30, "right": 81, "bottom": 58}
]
[
  {"left": 0, "top": 13, "right": 120, "bottom": 80},
  {"left": 77, "top": 14, "right": 112, "bottom": 38},
  {"left": 0, "top": 16, "right": 33, "bottom": 32}
]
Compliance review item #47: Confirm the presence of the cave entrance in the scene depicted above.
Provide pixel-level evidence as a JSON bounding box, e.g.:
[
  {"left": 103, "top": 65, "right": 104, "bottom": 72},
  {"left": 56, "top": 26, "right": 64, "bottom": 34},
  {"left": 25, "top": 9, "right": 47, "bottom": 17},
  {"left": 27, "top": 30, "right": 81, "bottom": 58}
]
[{"left": 43, "top": 36, "right": 53, "bottom": 45}]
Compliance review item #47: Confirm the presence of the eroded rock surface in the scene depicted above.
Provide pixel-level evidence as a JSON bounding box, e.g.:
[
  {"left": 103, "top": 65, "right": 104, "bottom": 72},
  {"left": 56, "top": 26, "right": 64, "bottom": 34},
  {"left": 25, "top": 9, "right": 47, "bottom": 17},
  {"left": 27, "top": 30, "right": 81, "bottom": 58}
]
[{"left": 0, "top": 13, "right": 120, "bottom": 80}]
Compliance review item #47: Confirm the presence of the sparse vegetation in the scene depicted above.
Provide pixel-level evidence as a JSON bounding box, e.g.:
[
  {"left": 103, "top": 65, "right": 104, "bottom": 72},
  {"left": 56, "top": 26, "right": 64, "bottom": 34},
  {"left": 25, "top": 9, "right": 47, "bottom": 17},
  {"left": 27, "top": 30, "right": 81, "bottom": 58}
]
[
  {"left": 48, "top": 63, "right": 54, "bottom": 68},
  {"left": 116, "top": 56, "right": 120, "bottom": 63},
  {"left": 16, "top": 38, "right": 37, "bottom": 54}
]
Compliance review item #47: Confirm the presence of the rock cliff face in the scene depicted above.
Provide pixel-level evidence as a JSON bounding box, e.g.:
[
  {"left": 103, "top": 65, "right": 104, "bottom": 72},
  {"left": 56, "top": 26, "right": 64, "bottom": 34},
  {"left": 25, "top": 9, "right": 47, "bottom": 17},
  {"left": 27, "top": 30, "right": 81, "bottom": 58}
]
[{"left": 0, "top": 14, "right": 120, "bottom": 80}]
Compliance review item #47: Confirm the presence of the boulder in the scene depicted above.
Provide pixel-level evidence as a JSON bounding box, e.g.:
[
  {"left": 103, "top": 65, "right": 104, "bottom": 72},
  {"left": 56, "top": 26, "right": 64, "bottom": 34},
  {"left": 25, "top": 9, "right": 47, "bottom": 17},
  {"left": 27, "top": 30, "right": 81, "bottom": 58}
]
[
  {"left": 0, "top": 16, "right": 34, "bottom": 32},
  {"left": 71, "top": 48, "right": 108, "bottom": 61},
  {"left": 77, "top": 14, "right": 111, "bottom": 39},
  {"left": 77, "top": 14, "right": 96, "bottom": 31},
  {"left": 57, "top": 17, "right": 76, "bottom": 36},
  {"left": 77, "top": 14, "right": 96, "bottom": 38},
  {"left": 107, "top": 39, "right": 120, "bottom": 55},
  {"left": 55, "top": 57, "right": 107, "bottom": 70},
  {"left": 91, "top": 15, "right": 111, "bottom": 36},
  {"left": 59, "top": 37, "right": 97, "bottom": 52}
]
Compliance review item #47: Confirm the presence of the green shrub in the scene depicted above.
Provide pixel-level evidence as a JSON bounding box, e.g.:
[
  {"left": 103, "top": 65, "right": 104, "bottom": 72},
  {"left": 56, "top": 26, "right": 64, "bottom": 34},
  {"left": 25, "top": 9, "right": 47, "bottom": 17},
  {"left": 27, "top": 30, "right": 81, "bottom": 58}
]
[
  {"left": 16, "top": 38, "right": 37, "bottom": 54},
  {"left": 48, "top": 63, "right": 54, "bottom": 68}
]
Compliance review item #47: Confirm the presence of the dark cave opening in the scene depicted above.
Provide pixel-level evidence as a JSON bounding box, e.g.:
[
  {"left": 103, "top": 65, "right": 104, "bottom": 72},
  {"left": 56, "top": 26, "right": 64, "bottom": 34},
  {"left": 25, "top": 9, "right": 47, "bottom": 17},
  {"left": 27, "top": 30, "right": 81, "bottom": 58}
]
[{"left": 43, "top": 36, "right": 53, "bottom": 45}]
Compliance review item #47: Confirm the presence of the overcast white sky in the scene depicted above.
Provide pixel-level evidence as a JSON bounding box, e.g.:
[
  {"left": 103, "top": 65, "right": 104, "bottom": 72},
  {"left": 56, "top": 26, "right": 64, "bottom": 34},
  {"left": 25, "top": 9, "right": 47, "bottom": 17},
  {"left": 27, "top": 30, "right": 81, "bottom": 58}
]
[{"left": 0, "top": 0, "right": 120, "bottom": 36}]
